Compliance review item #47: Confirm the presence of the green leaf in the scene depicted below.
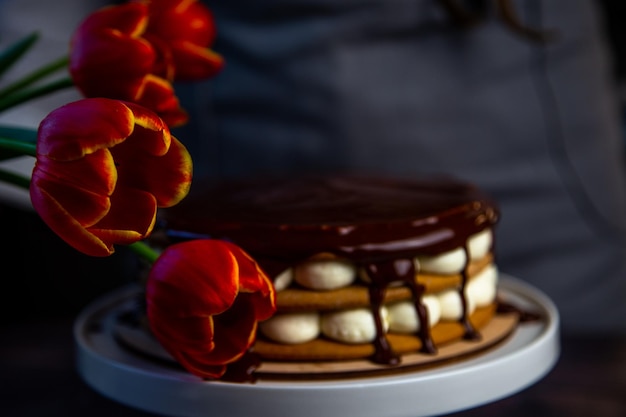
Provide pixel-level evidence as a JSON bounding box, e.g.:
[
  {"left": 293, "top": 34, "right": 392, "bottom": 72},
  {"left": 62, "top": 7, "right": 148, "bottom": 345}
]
[
  {"left": 0, "top": 56, "right": 74, "bottom": 102},
  {"left": 0, "top": 75, "right": 73, "bottom": 112},
  {"left": 0, "top": 32, "right": 39, "bottom": 79},
  {"left": 0, "top": 125, "right": 37, "bottom": 144},
  {"left": 0, "top": 136, "right": 37, "bottom": 160},
  {"left": 0, "top": 166, "right": 30, "bottom": 190},
  {"left": 0, "top": 126, "right": 37, "bottom": 160}
]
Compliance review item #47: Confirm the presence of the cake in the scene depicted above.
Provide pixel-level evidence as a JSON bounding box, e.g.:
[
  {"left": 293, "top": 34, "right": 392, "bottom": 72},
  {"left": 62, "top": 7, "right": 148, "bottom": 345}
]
[{"left": 134, "top": 174, "right": 523, "bottom": 381}]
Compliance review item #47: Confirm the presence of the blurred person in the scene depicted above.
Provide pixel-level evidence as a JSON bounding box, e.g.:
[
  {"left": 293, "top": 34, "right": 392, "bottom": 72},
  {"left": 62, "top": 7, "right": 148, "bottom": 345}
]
[{"left": 175, "top": 0, "right": 626, "bottom": 334}]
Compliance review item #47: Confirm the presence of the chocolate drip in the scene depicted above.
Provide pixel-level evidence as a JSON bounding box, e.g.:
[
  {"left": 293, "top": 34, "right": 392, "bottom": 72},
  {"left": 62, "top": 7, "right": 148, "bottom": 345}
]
[
  {"left": 367, "top": 283, "right": 400, "bottom": 365},
  {"left": 412, "top": 284, "right": 437, "bottom": 354},
  {"left": 459, "top": 246, "right": 480, "bottom": 341},
  {"left": 363, "top": 257, "right": 435, "bottom": 365}
]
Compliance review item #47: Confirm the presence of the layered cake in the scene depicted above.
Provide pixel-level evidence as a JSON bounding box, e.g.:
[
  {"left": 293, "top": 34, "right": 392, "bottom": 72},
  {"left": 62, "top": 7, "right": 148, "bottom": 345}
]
[{"left": 138, "top": 174, "right": 521, "bottom": 380}]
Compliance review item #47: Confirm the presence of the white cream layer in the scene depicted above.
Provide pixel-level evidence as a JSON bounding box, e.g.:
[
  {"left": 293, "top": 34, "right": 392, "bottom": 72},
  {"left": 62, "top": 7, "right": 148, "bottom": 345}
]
[
  {"left": 272, "top": 228, "right": 493, "bottom": 292},
  {"left": 259, "top": 263, "right": 499, "bottom": 345}
]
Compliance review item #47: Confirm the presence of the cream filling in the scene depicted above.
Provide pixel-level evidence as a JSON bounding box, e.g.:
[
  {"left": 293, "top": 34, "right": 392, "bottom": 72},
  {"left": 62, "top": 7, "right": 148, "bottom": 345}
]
[
  {"left": 274, "top": 228, "right": 493, "bottom": 291},
  {"left": 258, "top": 312, "right": 321, "bottom": 344},
  {"left": 259, "top": 263, "right": 499, "bottom": 345},
  {"left": 294, "top": 259, "right": 357, "bottom": 290},
  {"left": 320, "top": 307, "right": 389, "bottom": 344}
]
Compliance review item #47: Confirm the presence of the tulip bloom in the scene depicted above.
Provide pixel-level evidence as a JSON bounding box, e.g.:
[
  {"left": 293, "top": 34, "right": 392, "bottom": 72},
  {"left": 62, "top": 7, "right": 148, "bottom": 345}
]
[
  {"left": 69, "top": 0, "right": 224, "bottom": 127},
  {"left": 143, "top": 0, "right": 223, "bottom": 81},
  {"left": 30, "top": 98, "right": 192, "bottom": 257},
  {"left": 146, "top": 239, "right": 276, "bottom": 379}
]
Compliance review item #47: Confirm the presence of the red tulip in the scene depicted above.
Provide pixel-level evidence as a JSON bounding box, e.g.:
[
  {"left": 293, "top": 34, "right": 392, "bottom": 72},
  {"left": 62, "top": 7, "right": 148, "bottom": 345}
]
[
  {"left": 69, "top": 1, "right": 224, "bottom": 127},
  {"left": 143, "top": 0, "right": 224, "bottom": 81},
  {"left": 30, "top": 98, "right": 192, "bottom": 257},
  {"left": 146, "top": 239, "right": 276, "bottom": 379}
]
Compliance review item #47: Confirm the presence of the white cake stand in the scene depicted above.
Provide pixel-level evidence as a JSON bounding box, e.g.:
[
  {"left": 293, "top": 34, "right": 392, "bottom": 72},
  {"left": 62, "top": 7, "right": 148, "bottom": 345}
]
[{"left": 74, "top": 275, "right": 560, "bottom": 417}]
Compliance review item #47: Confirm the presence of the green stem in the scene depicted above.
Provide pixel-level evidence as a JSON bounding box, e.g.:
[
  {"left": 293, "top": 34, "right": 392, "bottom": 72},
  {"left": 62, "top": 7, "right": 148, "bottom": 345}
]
[
  {"left": 128, "top": 240, "right": 160, "bottom": 264},
  {"left": 0, "top": 55, "right": 69, "bottom": 98},
  {"left": 0, "top": 166, "right": 31, "bottom": 189},
  {"left": 0, "top": 76, "right": 74, "bottom": 112},
  {"left": 0, "top": 137, "right": 37, "bottom": 157}
]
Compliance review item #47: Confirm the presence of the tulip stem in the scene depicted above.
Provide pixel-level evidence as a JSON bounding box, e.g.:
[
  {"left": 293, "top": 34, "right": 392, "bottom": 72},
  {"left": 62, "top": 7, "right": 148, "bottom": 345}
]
[{"left": 129, "top": 240, "right": 160, "bottom": 264}]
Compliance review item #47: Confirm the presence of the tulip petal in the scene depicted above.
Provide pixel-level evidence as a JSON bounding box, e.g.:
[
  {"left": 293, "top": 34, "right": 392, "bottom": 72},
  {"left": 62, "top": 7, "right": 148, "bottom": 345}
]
[
  {"left": 147, "top": 241, "right": 240, "bottom": 315},
  {"left": 137, "top": 75, "right": 188, "bottom": 127},
  {"left": 222, "top": 242, "right": 276, "bottom": 321},
  {"left": 29, "top": 179, "right": 115, "bottom": 257},
  {"left": 207, "top": 294, "right": 259, "bottom": 363},
  {"left": 79, "top": 3, "right": 149, "bottom": 37},
  {"left": 70, "top": 30, "right": 155, "bottom": 99},
  {"left": 142, "top": 33, "right": 176, "bottom": 81},
  {"left": 155, "top": 297, "right": 256, "bottom": 369},
  {"left": 170, "top": 41, "right": 224, "bottom": 80},
  {"left": 37, "top": 98, "right": 134, "bottom": 160},
  {"left": 146, "top": 240, "right": 277, "bottom": 379},
  {"left": 31, "top": 150, "right": 116, "bottom": 226},
  {"left": 116, "top": 101, "right": 171, "bottom": 156},
  {"left": 112, "top": 132, "right": 192, "bottom": 207},
  {"left": 145, "top": 0, "right": 223, "bottom": 81},
  {"left": 34, "top": 148, "right": 116, "bottom": 195},
  {"left": 149, "top": 308, "right": 215, "bottom": 354},
  {"left": 147, "top": 0, "right": 216, "bottom": 45},
  {"left": 31, "top": 172, "right": 109, "bottom": 229},
  {"left": 90, "top": 187, "right": 157, "bottom": 243}
]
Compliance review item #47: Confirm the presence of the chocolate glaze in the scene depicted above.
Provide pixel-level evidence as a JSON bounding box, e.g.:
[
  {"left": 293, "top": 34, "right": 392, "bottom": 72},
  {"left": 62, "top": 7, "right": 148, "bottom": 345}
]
[{"left": 158, "top": 175, "right": 499, "bottom": 370}]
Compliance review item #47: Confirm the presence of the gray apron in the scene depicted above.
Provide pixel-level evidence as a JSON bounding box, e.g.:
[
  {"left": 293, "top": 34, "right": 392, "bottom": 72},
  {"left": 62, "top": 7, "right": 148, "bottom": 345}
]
[{"left": 176, "top": 0, "right": 626, "bottom": 333}]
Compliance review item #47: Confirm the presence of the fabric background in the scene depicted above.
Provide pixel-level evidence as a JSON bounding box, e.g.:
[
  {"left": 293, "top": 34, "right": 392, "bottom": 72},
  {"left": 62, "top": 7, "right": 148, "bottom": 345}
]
[{"left": 174, "top": 0, "right": 626, "bottom": 333}]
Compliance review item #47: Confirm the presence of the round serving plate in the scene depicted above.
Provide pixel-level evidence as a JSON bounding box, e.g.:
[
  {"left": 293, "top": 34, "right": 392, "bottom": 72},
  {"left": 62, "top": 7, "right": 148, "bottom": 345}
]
[{"left": 74, "top": 275, "right": 560, "bottom": 417}]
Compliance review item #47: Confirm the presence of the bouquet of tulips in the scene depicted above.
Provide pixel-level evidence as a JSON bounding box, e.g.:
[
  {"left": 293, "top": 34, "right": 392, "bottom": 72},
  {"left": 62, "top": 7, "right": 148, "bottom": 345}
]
[{"left": 0, "top": 0, "right": 276, "bottom": 380}]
